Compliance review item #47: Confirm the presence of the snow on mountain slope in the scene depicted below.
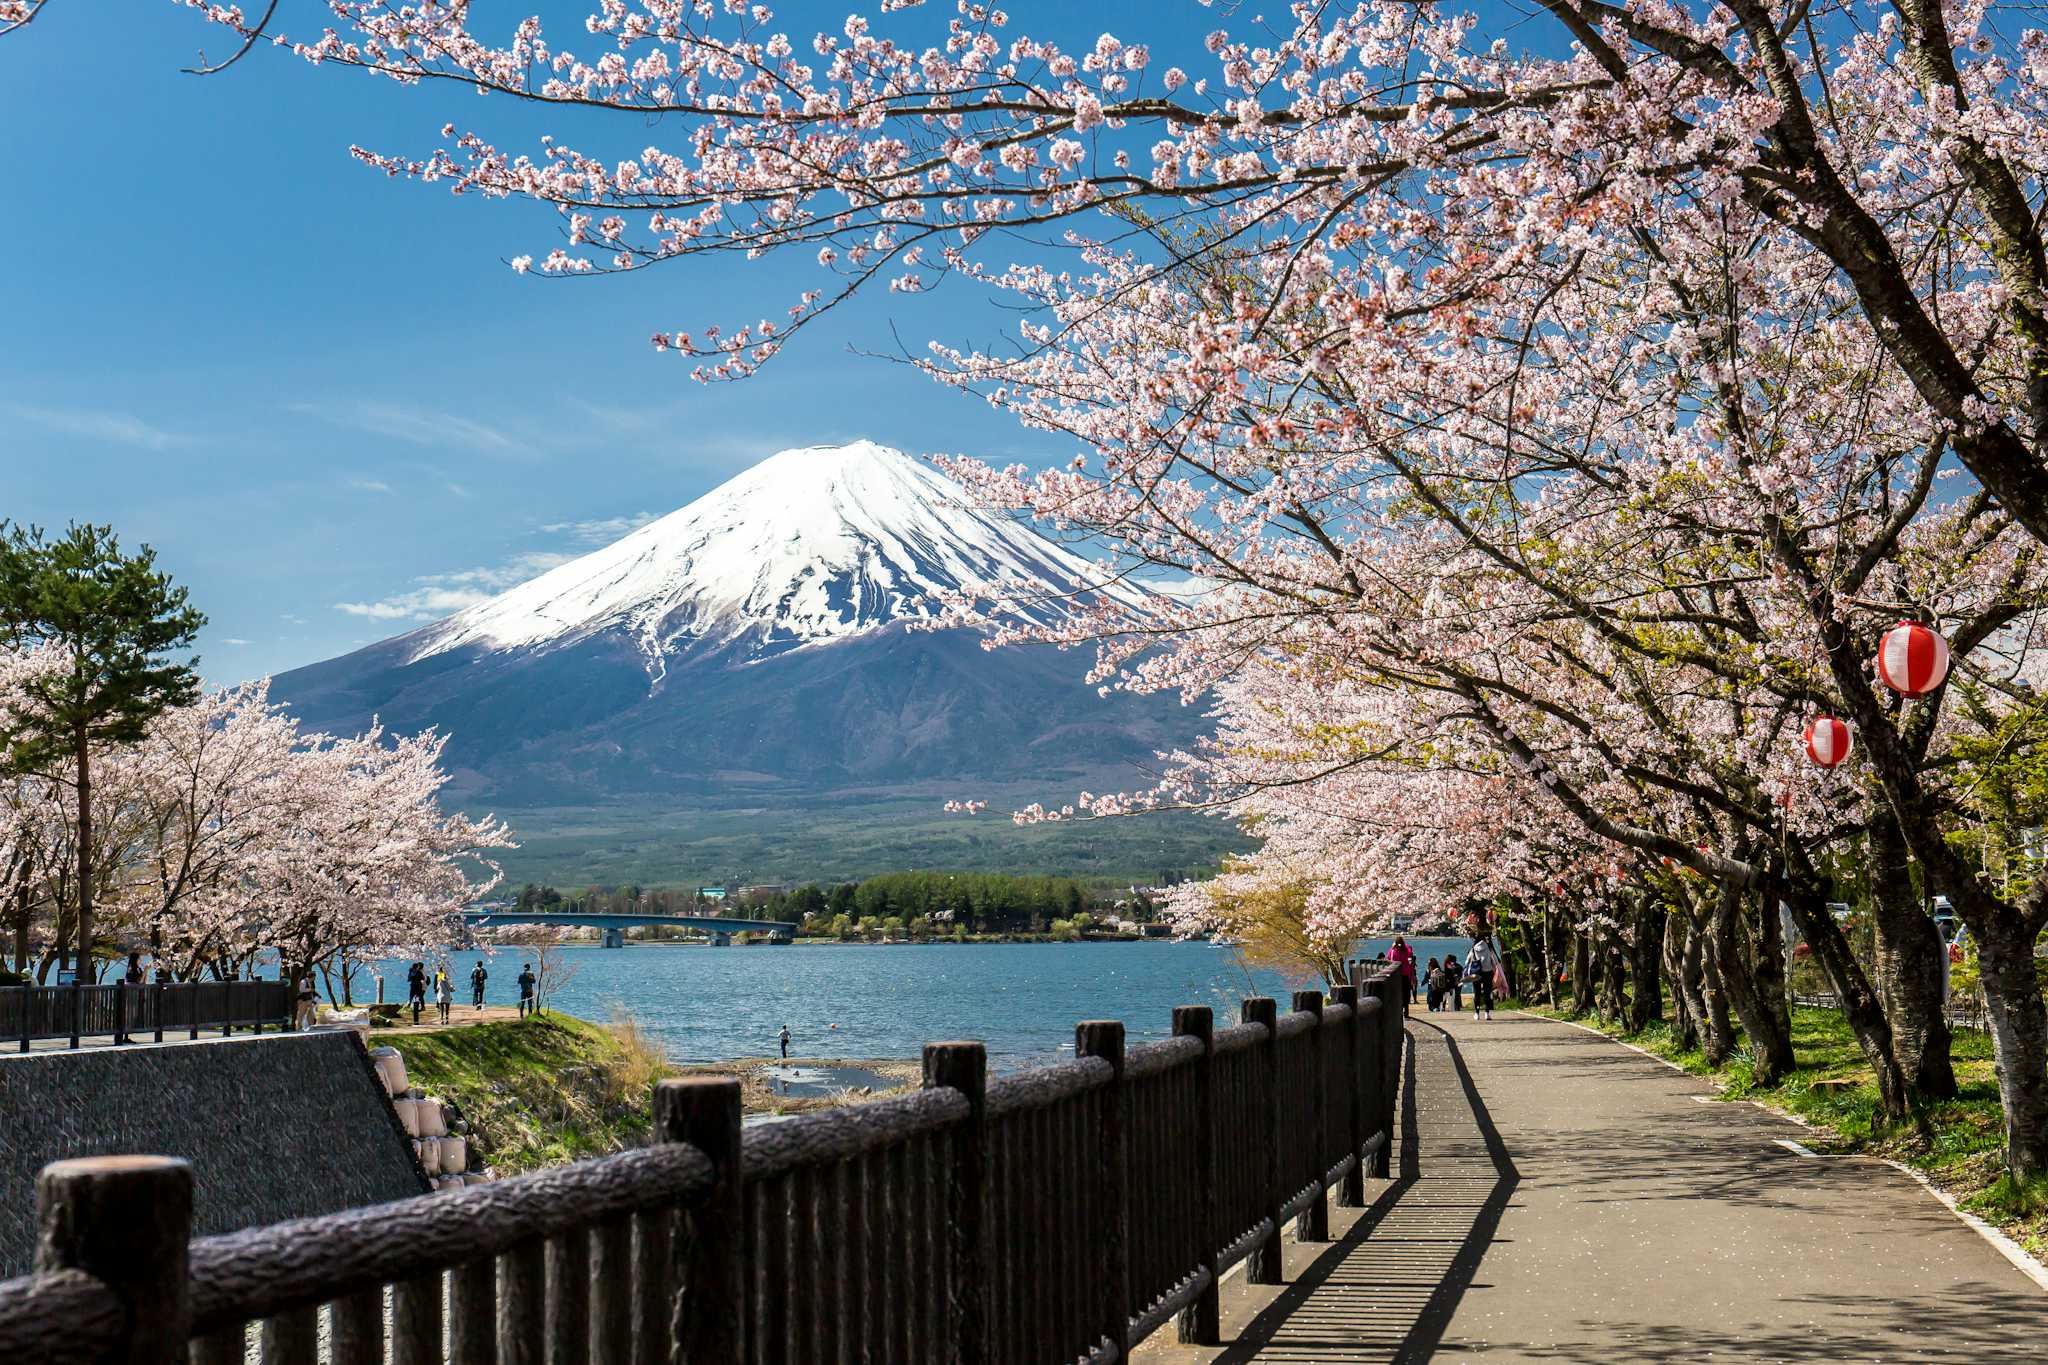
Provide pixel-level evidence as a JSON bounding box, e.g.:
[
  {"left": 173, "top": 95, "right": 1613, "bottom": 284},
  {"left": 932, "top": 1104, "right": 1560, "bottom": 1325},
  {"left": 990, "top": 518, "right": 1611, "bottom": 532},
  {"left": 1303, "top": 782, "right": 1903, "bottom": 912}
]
[{"left": 409, "top": 440, "right": 1142, "bottom": 673}]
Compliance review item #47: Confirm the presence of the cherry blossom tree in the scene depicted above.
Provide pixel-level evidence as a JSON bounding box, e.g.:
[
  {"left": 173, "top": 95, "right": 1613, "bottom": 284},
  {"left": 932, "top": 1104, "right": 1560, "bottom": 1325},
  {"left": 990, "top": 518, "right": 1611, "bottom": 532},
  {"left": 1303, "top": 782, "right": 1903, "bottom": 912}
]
[{"left": 133, "top": 1, "right": 2048, "bottom": 1170}]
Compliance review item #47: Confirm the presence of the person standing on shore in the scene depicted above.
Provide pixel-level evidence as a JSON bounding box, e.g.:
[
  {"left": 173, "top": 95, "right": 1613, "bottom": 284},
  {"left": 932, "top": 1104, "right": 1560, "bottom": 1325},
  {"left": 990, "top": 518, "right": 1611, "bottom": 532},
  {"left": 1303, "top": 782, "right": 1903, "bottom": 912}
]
[
  {"left": 435, "top": 970, "right": 452, "bottom": 1024},
  {"left": 470, "top": 961, "right": 488, "bottom": 1010},
  {"left": 406, "top": 961, "right": 427, "bottom": 1025},
  {"left": 779, "top": 1024, "right": 791, "bottom": 1059},
  {"left": 517, "top": 963, "right": 536, "bottom": 1018},
  {"left": 1389, "top": 935, "right": 1417, "bottom": 1012}
]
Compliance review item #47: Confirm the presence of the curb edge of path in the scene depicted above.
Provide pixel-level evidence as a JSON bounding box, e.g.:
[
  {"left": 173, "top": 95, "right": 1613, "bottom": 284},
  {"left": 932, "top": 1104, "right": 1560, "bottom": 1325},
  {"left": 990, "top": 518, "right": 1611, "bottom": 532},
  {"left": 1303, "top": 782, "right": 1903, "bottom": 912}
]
[{"left": 1514, "top": 1009, "right": 2048, "bottom": 1295}]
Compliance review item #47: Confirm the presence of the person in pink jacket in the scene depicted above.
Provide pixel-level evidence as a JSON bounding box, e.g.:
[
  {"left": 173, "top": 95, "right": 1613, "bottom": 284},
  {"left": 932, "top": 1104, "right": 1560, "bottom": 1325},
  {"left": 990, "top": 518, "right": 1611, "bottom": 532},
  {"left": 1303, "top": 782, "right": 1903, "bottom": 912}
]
[{"left": 1388, "top": 935, "right": 1417, "bottom": 1012}]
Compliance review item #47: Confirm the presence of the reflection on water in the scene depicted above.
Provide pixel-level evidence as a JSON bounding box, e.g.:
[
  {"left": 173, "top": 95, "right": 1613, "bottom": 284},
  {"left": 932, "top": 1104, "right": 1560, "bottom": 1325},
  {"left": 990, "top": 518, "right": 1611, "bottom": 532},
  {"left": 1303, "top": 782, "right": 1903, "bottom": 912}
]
[{"left": 758, "top": 1063, "right": 900, "bottom": 1097}]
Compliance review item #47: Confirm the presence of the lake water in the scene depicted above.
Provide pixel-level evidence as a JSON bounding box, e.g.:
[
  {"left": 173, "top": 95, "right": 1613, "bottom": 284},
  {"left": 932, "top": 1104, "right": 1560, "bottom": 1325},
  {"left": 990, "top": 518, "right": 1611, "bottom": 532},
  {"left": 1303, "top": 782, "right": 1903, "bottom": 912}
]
[{"left": 370, "top": 935, "right": 1476, "bottom": 1068}]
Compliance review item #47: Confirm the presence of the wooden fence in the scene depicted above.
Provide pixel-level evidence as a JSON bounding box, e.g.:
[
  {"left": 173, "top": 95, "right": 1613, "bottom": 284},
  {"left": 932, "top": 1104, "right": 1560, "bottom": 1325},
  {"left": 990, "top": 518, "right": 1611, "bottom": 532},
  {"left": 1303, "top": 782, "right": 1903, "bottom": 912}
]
[
  {"left": 0, "top": 970, "right": 1407, "bottom": 1363},
  {"left": 3, "top": 979, "right": 295, "bottom": 1051}
]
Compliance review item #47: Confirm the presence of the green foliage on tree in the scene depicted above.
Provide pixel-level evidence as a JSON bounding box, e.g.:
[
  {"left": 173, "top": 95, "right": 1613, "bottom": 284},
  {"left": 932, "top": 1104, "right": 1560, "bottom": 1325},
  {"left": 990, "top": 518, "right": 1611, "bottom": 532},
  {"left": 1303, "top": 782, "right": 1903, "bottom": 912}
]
[{"left": 0, "top": 522, "right": 204, "bottom": 974}]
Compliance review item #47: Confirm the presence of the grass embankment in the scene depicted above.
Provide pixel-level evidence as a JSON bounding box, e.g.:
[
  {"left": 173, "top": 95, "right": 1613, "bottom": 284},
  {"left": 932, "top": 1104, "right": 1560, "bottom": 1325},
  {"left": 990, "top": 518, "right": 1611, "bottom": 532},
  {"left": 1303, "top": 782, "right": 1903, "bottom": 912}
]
[
  {"left": 370, "top": 1012, "right": 667, "bottom": 1175},
  {"left": 370, "top": 1012, "right": 918, "bottom": 1175},
  {"left": 1524, "top": 1001, "right": 2047, "bottom": 1256}
]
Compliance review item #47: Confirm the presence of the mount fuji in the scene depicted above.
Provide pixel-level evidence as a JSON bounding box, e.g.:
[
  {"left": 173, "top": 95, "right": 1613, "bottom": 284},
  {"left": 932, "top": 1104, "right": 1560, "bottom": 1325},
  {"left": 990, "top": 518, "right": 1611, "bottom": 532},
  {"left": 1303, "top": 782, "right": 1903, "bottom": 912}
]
[{"left": 271, "top": 442, "right": 1199, "bottom": 810}]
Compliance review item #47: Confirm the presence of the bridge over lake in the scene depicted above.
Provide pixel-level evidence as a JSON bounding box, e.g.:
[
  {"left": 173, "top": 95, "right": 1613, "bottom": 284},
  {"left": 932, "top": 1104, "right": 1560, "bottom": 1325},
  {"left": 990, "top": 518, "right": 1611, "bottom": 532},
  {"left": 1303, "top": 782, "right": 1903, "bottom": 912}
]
[{"left": 459, "top": 909, "right": 797, "bottom": 947}]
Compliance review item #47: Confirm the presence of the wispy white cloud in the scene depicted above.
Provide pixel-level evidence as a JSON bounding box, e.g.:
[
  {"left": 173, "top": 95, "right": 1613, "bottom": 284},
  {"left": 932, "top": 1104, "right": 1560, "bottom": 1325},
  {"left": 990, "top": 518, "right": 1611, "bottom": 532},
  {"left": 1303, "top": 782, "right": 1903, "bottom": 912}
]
[
  {"left": 290, "top": 401, "right": 526, "bottom": 457},
  {"left": 348, "top": 477, "right": 395, "bottom": 495},
  {"left": 541, "top": 511, "right": 658, "bottom": 545},
  {"left": 333, "top": 550, "right": 575, "bottom": 623},
  {"left": 219, "top": 637, "right": 253, "bottom": 646},
  {"left": 6, "top": 402, "right": 191, "bottom": 451}
]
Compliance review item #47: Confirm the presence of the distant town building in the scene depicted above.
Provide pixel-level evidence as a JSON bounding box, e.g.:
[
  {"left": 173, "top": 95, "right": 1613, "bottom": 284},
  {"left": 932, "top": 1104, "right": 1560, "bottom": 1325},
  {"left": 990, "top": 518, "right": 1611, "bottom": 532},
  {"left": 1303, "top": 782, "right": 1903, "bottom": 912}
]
[{"left": 697, "top": 886, "right": 728, "bottom": 901}]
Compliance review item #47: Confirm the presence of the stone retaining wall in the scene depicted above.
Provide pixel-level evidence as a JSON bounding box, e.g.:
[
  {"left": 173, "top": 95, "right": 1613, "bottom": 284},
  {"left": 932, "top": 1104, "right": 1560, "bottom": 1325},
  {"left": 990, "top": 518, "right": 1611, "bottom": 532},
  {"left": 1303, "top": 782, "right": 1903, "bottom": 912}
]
[{"left": 0, "top": 1031, "right": 428, "bottom": 1276}]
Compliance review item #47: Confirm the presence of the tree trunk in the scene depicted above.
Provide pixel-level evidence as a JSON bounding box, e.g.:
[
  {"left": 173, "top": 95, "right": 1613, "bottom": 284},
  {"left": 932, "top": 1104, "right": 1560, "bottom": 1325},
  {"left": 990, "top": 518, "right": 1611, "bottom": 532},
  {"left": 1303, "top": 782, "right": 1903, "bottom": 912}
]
[
  {"left": 73, "top": 727, "right": 93, "bottom": 980},
  {"left": 1532, "top": 908, "right": 1555, "bottom": 1006},
  {"left": 1663, "top": 909, "right": 1697, "bottom": 1049},
  {"left": 1867, "top": 812, "right": 1958, "bottom": 1100},
  {"left": 1693, "top": 911, "right": 1737, "bottom": 1066},
  {"left": 1780, "top": 890, "right": 1911, "bottom": 1120},
  {"left": 1711, "top": 884, "right": 1796, "bottom": 1085},
  {"left": 1628, "top": 902, "right": 1666, "bottom": 1033},
  {"left": 1570, "top": 928, "right": 1594, "bottom": 1016},
  {"left": 1971, "top": 912, "right": 2048, "bottom": 1180},
  {"left": 11, "top": 886, "right": 28, "bottom": 975},
  {"left": 1753, "top": 893, "right": 1795, "bottom": 1053},
  {"left": 1599, "top": 928, "right": 1628, "bottom": 1026}
]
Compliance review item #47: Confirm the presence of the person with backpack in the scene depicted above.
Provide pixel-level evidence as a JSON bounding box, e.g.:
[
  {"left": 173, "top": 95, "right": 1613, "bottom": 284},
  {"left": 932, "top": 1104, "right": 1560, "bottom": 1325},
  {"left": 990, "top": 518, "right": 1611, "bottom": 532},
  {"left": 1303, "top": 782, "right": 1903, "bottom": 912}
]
[
  {"left": 470, "top": 961, "right": 488, "bottom": 1010},
  {"left": 406, "top": 961, "right": 427, "bottom": 1025},
  {"left": 1465, "top": 937, "right": 1499, "bottom": 1020},
  {"left": 517, "top": 963, "right": 537, "bottom": 1018},
  {"left": 1425, "top": 958, "right": 1449, "bottom": 1012},
  {"left": 1444, "top": 954, "right": 1465, "bottom": 1010}
]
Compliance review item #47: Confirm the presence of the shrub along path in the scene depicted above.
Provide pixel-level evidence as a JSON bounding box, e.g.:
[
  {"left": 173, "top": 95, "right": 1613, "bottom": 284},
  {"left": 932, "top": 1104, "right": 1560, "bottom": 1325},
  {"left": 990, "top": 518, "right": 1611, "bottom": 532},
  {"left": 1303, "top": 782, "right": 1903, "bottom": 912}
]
[{"left": 1137, "top": 1011, "right": 2043, "bottom": 1363}]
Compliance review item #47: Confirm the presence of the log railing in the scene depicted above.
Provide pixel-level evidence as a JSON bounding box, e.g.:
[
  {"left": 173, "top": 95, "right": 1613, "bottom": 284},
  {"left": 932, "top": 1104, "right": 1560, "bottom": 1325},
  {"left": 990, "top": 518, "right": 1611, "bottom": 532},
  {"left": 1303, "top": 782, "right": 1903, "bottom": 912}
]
[
  {"left": 0, "top": 969, "right": 1408, "bottom": 1363},
  {"left": 2, "top": 979, "right": 295, "bottom": 1051}
]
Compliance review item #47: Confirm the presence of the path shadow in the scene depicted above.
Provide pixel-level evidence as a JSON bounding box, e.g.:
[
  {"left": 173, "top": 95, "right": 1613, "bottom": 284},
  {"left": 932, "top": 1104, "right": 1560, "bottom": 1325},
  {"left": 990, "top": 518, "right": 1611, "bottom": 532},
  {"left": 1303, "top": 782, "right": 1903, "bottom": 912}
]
[{"left": 1210, "top": 1020, "right": 1520, "bottom": 1363}]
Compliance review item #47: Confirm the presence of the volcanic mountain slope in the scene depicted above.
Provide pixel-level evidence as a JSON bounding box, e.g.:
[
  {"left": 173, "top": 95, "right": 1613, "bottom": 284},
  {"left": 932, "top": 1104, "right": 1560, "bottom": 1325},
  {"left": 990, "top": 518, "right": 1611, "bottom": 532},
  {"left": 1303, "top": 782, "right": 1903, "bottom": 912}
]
[{"left": 273, "top": 441, "right": 1198, "bottom": 803}]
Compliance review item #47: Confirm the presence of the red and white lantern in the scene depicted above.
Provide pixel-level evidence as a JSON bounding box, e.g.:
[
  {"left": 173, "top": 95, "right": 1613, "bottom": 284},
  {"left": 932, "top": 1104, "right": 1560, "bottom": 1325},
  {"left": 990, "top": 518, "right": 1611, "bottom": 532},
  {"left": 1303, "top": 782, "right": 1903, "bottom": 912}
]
[
  {"left": 1876, "top": 621, "right": 1950, "bottom": 697},
  {"left": 1804, "top": 716, "right": 1852, "bottom": 768}
]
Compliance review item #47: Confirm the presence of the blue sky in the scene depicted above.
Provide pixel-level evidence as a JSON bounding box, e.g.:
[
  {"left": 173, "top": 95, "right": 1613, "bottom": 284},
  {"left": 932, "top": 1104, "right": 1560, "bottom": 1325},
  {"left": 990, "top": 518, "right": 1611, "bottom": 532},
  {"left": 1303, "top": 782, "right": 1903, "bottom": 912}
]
[
  {"left": 3, "top": 1, "right": 1547, "bottom": 682},
  {"left": 0, "top": 2, "right": 1147, "bottom": 680}
]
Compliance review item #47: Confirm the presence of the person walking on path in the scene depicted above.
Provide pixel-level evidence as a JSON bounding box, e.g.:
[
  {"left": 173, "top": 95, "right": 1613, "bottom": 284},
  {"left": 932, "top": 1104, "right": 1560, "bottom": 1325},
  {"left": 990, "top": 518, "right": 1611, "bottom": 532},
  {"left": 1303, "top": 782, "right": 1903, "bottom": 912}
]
[
  {"left": 1445, "top": 954, "right": 1465, "bottom": 1010},
  {"left": 1424, "top": 957, "right": 1445, "bottom": 1012},
  {"left": 1466, "top": 937, "right": 1499, "bottom": 1019},
  {"left": 435, "top": 970, "right": 452, "bottom": 1024},
  {"left": 779, "top": 1024, "right": 791, "bottom": 1059},
  {"left": 293, "top": 971, "right": 318, "bottom": 1031},
  {"left": 470, "top": 961, "right": 488, "bottom": 1010},
  {"left": 517, "top": 963, "right": 537, "bottom": 1018},
  {"left": 406, "top": 961, "right": 427, "bottom": 1025},
  {"left": 1389, "top": 935, "right": 1417, "bottom": 1011}
]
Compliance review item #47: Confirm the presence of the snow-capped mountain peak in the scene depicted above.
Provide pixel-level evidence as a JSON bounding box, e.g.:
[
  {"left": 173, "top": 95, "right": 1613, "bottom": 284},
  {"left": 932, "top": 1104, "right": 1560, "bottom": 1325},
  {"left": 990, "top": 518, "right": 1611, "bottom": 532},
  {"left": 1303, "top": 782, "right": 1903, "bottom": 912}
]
[{"left": 407, "top": 440, "right": 1136, "bottom": 670}]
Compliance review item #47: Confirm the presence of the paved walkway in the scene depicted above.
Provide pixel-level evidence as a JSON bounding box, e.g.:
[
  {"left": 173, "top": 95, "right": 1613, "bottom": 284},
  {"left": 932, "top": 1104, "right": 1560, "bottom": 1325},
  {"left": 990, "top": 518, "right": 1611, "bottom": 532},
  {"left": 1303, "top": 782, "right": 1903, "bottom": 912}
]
[{"left": 1137, "top": 1010, "right": 2045, "bottom": 1362}]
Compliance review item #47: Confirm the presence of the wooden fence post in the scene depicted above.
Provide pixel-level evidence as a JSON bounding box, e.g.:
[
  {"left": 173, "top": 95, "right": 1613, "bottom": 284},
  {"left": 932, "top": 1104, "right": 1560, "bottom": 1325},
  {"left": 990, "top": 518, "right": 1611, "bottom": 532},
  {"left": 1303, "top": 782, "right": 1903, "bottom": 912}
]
[
  {"left": 656, "top": 1076, "right": 743, "bottom": 1361},
  {"left": 1076, "top": 1020, "right": 1130, "bottom": 1360},
  {"left": 924, "top": 1041, "right": 990, "bottom": 1365},
  {"left": 1331, "top": 985, "right": 1366, "bottom": 1208},
  {"left": 1173, "top": 1006, "right": 1219, "bottom": 1345},
  {"left": 1292, "top": 991, "right": 1328, "bottom": 1242},
  {"left": 1374, "top": 974, "right": 1399, "bottom": 1178},
  {"left": 1241, "top": 996, "right": 1283, "bottom": 1284},
  {"left": 36, "top": 1155, "right": 193, "bottom": 1363}
]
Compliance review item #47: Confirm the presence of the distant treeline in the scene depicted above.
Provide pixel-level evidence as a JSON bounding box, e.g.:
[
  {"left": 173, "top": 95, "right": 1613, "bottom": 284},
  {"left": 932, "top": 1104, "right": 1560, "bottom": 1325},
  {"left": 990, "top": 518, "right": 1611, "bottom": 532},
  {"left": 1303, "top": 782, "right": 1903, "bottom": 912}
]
[{"left": 509, "top": 873, "right": 1158, "bottom": 935}]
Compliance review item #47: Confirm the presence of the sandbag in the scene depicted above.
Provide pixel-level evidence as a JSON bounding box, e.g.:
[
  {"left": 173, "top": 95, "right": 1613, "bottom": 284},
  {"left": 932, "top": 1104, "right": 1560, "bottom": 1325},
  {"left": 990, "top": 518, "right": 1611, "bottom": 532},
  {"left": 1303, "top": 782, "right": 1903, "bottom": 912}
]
[
  {"left": 369, "top": 1046, "right": 409, "bottom": 1097},
  {"left": 416, "top": 1136, "right": 442, "bottom": 1175},
  {"left": 416, "top": 1097, "right": 448, "bottom": 1138},
  {"left": 438, "top": 1134, "right": 467, "bottom": 1174},
  {"left": 392, "top": 1095, "right": 421, "bottom": 1137}
]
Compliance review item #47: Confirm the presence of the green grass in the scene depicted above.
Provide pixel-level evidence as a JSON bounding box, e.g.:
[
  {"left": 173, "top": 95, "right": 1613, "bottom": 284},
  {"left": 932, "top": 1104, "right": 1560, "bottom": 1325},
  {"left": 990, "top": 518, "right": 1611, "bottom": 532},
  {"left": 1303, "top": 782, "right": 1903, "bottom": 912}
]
[
  {"left": 1524, "top": 1000, "right": 2043, "bottom": 1257},
  {"left": 371, "top": 1012, "right": 668, "bottom": 1173}
]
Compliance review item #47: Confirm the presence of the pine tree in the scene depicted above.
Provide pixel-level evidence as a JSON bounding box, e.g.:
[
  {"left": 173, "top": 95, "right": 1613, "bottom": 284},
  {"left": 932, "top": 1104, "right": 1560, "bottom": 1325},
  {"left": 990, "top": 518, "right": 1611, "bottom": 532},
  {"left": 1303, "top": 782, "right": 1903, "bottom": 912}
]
[{"left": 0, "top": 523, "right": 204, "bottom": 979}]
